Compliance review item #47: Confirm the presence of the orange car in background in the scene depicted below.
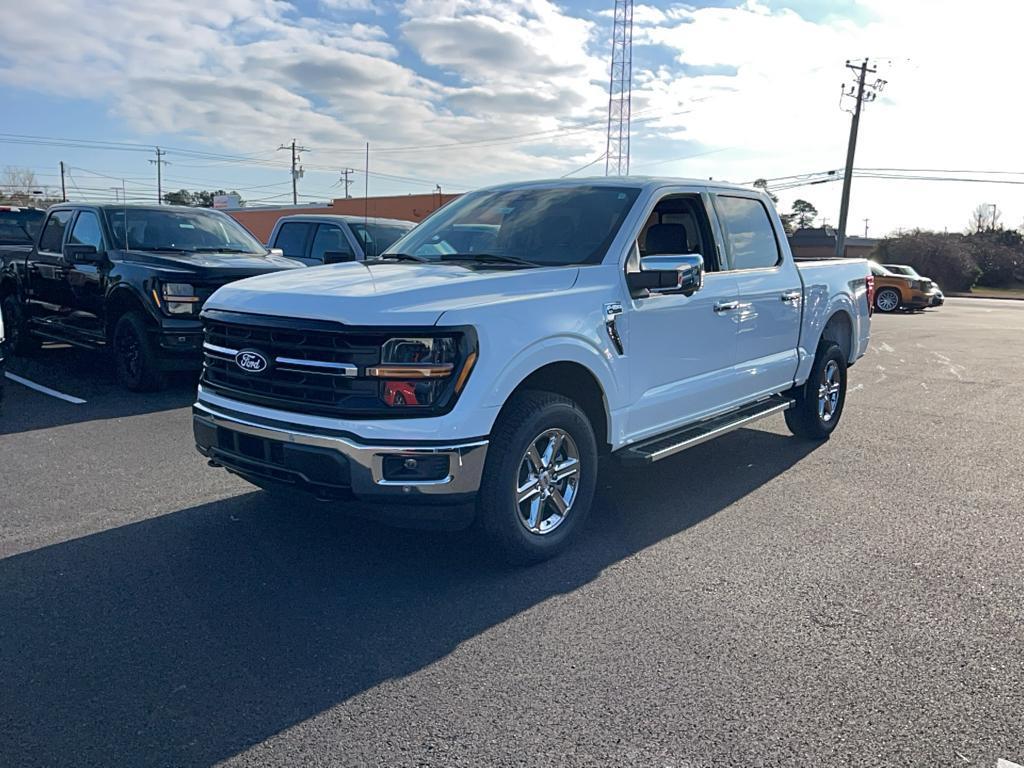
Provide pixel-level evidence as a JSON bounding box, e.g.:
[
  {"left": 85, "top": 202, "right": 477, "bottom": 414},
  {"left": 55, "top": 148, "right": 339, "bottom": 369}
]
[{"left": 869, "top": 262, "right": 944, "bottom": 312}]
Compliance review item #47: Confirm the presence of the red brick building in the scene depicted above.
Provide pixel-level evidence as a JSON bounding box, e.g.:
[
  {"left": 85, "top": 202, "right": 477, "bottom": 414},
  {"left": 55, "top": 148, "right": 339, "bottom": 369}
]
[{"left": 227, "top": 192, "right": 460, "bottom": 242}]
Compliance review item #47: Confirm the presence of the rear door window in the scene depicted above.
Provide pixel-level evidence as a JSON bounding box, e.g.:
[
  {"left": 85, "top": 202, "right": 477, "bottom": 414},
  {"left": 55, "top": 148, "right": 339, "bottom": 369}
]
[
  {"left": 38, "top": 210, "right": 74, "bottom": 253},
  {"left": 272, "top": 221, "right": 314, "bottom": 259},
  {"left": 310, "top": 224, "right": 354, "bottom": 262},
  {"left": 715, "top": 195, "right": 781, "bottom": 271}
]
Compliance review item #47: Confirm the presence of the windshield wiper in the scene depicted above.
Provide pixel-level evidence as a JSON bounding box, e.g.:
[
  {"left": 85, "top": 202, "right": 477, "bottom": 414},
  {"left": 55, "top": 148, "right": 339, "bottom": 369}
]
[
  {"left": 375, "top": 252, "right": 428, "bottom": 263},
  {"left": 191, "top": 247, "right": 256, "bottom": 254},
  {"left": 439, "top": 252, "right": 541, "bottom": 268}
]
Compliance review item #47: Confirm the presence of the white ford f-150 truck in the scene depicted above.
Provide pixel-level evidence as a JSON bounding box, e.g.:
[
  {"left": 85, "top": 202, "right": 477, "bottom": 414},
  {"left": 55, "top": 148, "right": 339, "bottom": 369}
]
[{"left": 193, "top": 177, "right": 872, "bottom": 562}]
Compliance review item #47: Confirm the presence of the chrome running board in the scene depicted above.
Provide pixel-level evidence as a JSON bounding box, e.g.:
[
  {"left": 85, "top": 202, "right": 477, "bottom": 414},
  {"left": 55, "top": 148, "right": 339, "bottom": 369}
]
[{"left": 621, "top": 396, "right": 793, "bottom": 464}]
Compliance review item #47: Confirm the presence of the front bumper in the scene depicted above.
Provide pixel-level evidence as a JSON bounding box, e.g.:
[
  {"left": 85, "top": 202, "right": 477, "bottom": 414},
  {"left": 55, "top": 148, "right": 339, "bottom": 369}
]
[{"left": 192, "top": 402, "right": 488, "bottom": 504}]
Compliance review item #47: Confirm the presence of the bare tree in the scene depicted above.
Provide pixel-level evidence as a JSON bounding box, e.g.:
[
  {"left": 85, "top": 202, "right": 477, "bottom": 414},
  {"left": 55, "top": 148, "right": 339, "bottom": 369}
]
[
  {"left": 0, "top": 166, "right": 59, "bottom": 206},
  {"left": 968, "top": 203, "right": 1002, "bottom": 233}
]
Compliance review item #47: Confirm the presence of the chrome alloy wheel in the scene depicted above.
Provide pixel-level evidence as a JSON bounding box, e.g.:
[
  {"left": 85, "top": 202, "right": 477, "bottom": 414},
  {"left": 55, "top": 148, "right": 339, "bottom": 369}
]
[
  {"left": 515, "top": 428, "right": 581, "bottom": 535},
  {"left": 876, "top": 289, "right": 900, "bottom": 312},
  {"left": 818, "top": 360, "right": 842, "bottom": 422}
]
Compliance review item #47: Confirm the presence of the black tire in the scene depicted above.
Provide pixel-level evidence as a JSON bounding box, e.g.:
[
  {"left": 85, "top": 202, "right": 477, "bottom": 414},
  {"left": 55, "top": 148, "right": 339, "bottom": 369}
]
[
  {"left": 1, "top": 294, "right": 40, "bottom": 355},
  {"left": 113, "top": 311, "right": 165, "bottom": 392},
  {"left": 476, "top": 390, "right": 598, "bottom": 565},
  {"left": 874, "top": 287, "right": 901, "bottom": 313},
  {"left": 784, "top": 342, "right": 848, "bottom": 440}
]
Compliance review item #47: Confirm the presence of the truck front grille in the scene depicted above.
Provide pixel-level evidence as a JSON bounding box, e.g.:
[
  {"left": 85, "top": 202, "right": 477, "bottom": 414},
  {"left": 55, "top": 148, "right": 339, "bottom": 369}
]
[{"left": 200, "top": 311, "right": 385, "bottom": 416}]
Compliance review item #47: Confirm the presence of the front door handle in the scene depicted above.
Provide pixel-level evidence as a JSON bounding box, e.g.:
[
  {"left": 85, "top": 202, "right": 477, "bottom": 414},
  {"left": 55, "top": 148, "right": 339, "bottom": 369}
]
[
  {"left": 781, "top": 290, "right": 802, "bottom": 303},
  {"left": 714, "top": 300, "right": 740, "bottom": 313}
]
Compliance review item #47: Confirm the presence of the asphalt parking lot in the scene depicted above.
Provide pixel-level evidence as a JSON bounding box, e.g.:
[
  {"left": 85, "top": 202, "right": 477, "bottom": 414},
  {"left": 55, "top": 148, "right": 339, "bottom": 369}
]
[{"left": 1, "top": 297, "right": 1022, "bottom": 767}]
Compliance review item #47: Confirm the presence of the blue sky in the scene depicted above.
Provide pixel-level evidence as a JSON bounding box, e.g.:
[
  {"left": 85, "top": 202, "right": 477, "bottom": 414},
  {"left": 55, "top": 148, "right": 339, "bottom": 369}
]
[{"left": 1, "top": 1, "right": 1020, "bottom": 234}]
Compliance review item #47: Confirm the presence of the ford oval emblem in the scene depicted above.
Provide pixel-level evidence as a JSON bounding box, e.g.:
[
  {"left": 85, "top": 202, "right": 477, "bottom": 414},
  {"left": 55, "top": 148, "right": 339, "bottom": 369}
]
[{"left": 235, "top": 349, "right": 269, "bottom": 373}]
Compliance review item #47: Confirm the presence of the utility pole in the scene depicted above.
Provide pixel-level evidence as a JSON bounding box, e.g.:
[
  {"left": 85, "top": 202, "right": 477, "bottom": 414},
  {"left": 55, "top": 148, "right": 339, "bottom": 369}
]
[
  {"left": 364, "top": 142, "right": 369, "bottom": 225},
  {"left": 863, "top": 218, "right": 869, "bottom": 238},
  {"left": 149, "top": 147, "right": 169, "bottom": 205},
  {"left": 989, "top": 203, "right": 998, "bottom": 231},
  {"left": 339, "top": 168, "right": 355, "bottom": 198},
  {"left": 835, "top": 59, "right": 886, "bottom": 257},
  {"left": 110, "top": 187, "right": 121, "bottom": 203},
  {"left": 278, "top": 139, "right": 308, "bottom": 205},
  {"left": 59, "top": 161, "right": 67, "bottom": 202}
]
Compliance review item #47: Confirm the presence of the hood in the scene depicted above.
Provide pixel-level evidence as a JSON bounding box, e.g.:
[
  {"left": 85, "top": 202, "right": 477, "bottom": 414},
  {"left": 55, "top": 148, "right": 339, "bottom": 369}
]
[
  {"left": 115, "top": 249, "right": 303, "bottom": 280},
  {"left": 205, "top": 261, "right": 581, "bottom": 326}
]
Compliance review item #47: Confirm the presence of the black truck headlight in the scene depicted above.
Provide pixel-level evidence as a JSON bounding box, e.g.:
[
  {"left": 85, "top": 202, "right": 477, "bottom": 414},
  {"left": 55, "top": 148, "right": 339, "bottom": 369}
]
[
  {"left": 156, "top": 282, "right": 199, "bottom": 315},
  {"left": 368, "top": 335, "right": 476, "bottom": 408}
]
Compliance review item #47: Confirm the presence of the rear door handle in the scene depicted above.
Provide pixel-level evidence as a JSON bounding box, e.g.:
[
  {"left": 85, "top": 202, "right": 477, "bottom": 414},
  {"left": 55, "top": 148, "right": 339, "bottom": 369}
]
[
  {"left": 781, "top": 290, "right": 802, "bottom": 303},
  {"left": 714, "top": 300, "right": 740, "bottom": 313}
]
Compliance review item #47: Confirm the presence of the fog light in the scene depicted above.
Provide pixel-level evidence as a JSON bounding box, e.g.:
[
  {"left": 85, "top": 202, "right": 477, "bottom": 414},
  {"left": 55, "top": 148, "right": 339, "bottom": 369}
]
[{"left": 382, "top": 454, "right": 449, "bottom": 482}]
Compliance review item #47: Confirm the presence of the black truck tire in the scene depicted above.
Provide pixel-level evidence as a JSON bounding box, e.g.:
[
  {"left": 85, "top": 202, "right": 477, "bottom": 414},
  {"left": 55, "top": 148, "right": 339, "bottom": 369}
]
[
  {"left": 1, "top": 294, "right": 40, "bottom": 356},
  {"left": 113, "top": 311, "right": 165, "bottom": 392},
  {"left": 475, "top": 390, "right": 598, "bottom": 565},
  {"left": 784, "top": 341, "right": 847, "bottom": 440}
]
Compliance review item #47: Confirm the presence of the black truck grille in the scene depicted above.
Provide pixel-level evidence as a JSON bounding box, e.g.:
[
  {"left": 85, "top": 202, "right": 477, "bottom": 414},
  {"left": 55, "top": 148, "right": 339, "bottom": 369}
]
[{"left": 201, "top": 311, "right": 386, "bottom": 416}]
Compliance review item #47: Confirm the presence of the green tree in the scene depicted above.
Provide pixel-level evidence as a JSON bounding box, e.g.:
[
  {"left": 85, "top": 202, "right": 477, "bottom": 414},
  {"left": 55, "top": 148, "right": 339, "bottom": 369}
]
[
  {"left": 872, "top": 231, "right": 981, "bottom": 291},
  {"left": 791, "top": 199, "right": 818, "bottom": 229},
  {"left": 162, "top": 189, "right": 245, "bottom": 207}
]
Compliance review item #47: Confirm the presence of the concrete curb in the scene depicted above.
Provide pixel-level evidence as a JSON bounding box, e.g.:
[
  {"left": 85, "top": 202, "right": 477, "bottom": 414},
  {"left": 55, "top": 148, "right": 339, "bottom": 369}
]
[{"left": 948, "top": 292, "right": 1024, "bottom": 301}]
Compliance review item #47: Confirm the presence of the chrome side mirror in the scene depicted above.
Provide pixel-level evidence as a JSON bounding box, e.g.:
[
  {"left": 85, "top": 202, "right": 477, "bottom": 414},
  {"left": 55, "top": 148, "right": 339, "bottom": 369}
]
[
  {"left": 627, "top": 253, "right": 704, "bottom": 297},
  {"left": 268, "top": 247, "right": 285, "bottom": 257}
]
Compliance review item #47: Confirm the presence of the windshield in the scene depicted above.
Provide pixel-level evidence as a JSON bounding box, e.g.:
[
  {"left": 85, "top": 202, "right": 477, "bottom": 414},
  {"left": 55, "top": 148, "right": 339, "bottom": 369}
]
[
  {"left": 0, "top": 209, "right": 45, "bottom": 245},
  {"left": 349, "top": 221, "right": 415, "bottom": 259},
  {"left": 885, "top": 264, "right": 920, "bottom": 278},
  {"left": 384, "top": 185, "right": 642, "bottom": 267},
  {"left": 104, "top": 208, "right": 266, "bottom": 254}
]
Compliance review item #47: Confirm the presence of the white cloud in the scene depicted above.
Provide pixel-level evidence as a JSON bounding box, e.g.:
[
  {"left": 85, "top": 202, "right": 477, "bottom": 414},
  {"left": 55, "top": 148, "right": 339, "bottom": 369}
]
[{"left": 0, "top": 0, "right": 1020, "bottom": 231}]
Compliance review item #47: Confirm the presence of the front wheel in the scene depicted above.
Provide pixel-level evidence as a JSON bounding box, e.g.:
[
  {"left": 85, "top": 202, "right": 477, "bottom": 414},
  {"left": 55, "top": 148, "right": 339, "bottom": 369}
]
[
  {"left": 476, "top": 390, "right": 598, "bottom": 564},
  {"left": 113, "top": 312, "right": 165, "bottom": 392},
  {"left": 785, "top": 342, "right": 848, "bottom": 440}
]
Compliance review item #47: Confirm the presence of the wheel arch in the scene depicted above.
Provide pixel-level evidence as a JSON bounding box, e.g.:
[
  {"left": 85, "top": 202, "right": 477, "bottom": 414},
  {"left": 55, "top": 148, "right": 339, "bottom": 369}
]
[
  {"left": 104, "top": 285, "right": 153, "bottom": 341},
  {"left": 820, "top": 309, "right": 854, "bottom": 363},
  {"left": 502, "top": 361, "right": 611, "bottom": 453}
]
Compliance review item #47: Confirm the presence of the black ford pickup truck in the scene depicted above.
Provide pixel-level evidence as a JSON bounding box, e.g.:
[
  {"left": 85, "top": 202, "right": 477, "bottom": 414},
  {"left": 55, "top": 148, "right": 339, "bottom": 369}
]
[{"left": 0, "top": 203, "right": 301, "bottom": 390}]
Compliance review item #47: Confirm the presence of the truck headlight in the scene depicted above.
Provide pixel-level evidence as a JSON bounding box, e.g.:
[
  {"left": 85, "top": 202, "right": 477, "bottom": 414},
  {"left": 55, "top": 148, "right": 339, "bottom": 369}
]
[
  {"left": 368, "top": 335, "right": 476, "bottom": 408},
  {"left": 159, "top": 282, "right": 199, "bottom": 315}
]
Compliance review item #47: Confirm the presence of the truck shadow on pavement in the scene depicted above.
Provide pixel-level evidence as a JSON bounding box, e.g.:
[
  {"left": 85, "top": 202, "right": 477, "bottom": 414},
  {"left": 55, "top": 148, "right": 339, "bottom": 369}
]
[
  {"left": 0, "top": 428, "right": 819, "bottom": 767},
  {"left": 2, "top": 345, "right": 197, "bottom": 436}
]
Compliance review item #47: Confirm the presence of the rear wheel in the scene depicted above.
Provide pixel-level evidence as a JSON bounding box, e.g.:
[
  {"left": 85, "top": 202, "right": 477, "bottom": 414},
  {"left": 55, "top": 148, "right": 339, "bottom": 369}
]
[
  {"left": 113, "top": 311, "right": 165, "bottom": 392},
  {"left": 874, "top": 287, "right": 901, "bottom": 313},
  {"left": 1, "top": 294, "right": 40, "bottom": 355},
  {"left": 476, "top": 390, "right": 598, "bottom": 564},
  {"left": 785, "top": 342, "right": 847, "bottom": 440}
]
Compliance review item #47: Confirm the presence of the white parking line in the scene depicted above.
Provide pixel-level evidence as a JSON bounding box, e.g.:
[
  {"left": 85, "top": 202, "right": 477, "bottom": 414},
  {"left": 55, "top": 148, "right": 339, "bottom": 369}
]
[
  {"left": 4, "top": 372, "right": 86, "bottom": 404},
  {"left": 997, "top": 759, "right": 1024, "bottom": 768}
]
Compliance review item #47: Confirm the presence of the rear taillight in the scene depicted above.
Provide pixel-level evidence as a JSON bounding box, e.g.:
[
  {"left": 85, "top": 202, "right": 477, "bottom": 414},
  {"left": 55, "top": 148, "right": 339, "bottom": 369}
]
[{"left": 866, "top": 274, "right": 875, "bottom": 315}]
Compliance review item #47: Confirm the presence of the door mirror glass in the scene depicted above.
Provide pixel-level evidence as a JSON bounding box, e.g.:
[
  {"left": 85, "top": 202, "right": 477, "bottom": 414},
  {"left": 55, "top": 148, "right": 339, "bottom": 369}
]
[
  {"left": 628, "top": 254, "right": 704, "bottom": 296},
  {"left": 63, "top": 243, "right": 101, "bottom": 264},
  {"left": 322, "top": 250, "right": 355, "bottom": 264}
]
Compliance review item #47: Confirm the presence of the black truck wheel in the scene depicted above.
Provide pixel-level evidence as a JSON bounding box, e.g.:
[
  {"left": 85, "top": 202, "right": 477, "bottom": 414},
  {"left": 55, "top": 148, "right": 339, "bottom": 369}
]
[
  {"left": 113, "top": 311, "right": 165, "bottom": 392},
  {"left": 785, "top": 341, "right": 847, "bottom": 440},
  {"left": 1, "top": 294, "right": 40, "bottom": 355},
  {"left": 475, "top": 390, "right": 598, "bottom": 564}
]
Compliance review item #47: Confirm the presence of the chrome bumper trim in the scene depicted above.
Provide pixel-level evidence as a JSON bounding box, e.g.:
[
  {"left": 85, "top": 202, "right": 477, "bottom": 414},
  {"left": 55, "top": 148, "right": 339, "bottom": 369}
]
[{"left": 193, "top": 402, "right": 488, "bottom": 497}]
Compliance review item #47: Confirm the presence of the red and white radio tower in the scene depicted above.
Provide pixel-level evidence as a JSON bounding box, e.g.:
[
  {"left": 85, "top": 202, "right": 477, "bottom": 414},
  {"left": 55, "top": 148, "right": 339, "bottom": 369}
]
[{"left": 605, "top": 0, "right": 634, "bottom": 176}]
